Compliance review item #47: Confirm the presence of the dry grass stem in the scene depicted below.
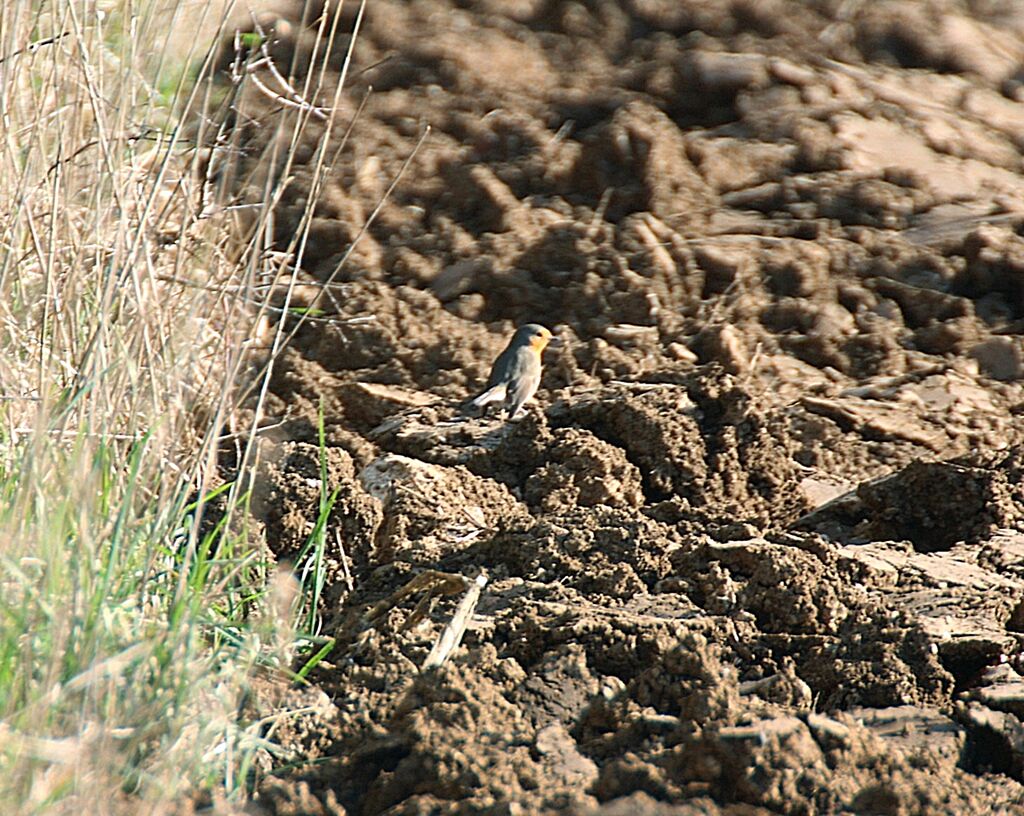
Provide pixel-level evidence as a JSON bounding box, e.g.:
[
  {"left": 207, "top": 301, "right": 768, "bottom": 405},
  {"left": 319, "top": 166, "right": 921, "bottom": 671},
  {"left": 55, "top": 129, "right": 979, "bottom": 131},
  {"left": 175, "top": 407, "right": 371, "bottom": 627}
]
[{"left": 422, "top": 573, "right": 489, "bottom": 671}]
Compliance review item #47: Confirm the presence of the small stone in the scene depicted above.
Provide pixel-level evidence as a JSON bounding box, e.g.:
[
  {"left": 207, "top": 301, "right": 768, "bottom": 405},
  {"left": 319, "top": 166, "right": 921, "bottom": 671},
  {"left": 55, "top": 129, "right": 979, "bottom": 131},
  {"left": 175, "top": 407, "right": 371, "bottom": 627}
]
[
  {"left": 969, "top": 337, "right": 1024, "bottom": 381},
  {"left": 691, "top": 323, "right": 749, "bottom": 375},
  {"left": 668, "top": 342, "right": 698, "bottom": 363}
]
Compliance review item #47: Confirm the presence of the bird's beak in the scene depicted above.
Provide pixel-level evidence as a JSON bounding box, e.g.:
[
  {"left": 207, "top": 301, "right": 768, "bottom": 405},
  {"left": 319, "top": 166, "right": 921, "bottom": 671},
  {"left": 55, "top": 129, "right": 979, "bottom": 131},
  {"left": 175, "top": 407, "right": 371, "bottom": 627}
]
[{"left": 546, "top": 334, "right": 565, "bottom": 350}]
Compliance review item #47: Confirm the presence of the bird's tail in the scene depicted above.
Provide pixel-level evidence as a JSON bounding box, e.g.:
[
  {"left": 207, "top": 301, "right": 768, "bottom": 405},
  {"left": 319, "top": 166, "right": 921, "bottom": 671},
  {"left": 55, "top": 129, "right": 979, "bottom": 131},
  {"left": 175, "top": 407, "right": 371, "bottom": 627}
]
[{"left": 469, "top": 385, "right": 505, "bottom": 408}]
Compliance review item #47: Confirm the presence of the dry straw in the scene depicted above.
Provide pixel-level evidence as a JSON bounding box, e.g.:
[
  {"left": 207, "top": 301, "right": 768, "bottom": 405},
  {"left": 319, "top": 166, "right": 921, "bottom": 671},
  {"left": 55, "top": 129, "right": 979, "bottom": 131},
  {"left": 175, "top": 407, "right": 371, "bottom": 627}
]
[{"left": 0, "top": 0, "right": 376, "bottom": 810}]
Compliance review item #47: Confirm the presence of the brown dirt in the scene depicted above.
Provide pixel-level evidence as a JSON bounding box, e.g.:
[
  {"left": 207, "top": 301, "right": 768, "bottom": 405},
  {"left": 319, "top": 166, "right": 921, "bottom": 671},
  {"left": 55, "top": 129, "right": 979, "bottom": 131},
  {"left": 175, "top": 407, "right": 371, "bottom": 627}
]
[{"left": 211, "top": 1, "right": 1024, "bottom": 813}]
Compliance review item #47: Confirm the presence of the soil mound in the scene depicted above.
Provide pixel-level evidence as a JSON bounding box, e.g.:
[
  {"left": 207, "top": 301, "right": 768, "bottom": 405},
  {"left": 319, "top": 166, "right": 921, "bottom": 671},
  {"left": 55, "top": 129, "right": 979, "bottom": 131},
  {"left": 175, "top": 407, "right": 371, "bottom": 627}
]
[{"left": 210, "top": 1, "right": 1024, "bottom": 812}]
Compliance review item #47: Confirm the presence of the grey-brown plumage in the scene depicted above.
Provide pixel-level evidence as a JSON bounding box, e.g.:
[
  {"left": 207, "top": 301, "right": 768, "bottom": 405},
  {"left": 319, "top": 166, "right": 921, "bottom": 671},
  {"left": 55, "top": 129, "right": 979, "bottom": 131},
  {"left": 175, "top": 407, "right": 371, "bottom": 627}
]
[{"left": 470, "top": 324, "right": 553, "bottom": 419}]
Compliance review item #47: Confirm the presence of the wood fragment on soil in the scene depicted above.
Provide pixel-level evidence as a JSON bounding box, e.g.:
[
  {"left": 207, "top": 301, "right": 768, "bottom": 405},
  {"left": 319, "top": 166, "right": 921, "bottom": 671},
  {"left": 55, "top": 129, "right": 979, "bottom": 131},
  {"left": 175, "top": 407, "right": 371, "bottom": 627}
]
[
  {"left": 422, "top": 572, "right": 488, "bottom": 671},
  {"left": 801, "top": 395, "right": 947, "bottom": 451}
]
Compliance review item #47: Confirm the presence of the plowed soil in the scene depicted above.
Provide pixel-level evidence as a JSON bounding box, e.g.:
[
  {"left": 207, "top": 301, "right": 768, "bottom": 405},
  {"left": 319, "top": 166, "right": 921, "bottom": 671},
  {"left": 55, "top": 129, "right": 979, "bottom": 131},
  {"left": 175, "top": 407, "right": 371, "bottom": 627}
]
[{"left": 213, "top": 2, "right": 1024, "bottom": 813}]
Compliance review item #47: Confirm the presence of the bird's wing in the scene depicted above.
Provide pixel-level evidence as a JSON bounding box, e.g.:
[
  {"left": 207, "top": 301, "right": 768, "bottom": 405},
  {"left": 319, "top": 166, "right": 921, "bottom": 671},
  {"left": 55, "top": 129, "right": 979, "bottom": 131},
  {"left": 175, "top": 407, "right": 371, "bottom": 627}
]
[
  {"left": 504, "top": 356, "right": 541, "bottom": 418},
  {"left": 484, "top": 345, "right": 514, "bottom": 389}
]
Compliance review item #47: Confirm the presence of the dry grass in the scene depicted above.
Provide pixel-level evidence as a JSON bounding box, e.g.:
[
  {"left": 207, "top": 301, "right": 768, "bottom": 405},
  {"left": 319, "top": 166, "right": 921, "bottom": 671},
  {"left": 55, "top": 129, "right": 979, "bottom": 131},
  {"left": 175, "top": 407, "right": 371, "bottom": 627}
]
[{"left": 0, "top": 0, "right": 352, "bottom": 811}]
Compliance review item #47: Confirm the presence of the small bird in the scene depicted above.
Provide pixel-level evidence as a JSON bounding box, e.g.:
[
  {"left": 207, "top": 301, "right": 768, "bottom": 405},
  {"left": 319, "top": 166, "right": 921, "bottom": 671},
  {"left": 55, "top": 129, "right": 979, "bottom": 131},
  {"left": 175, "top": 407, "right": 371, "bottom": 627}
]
[{"left": 469, "top": 324, "right": 553, "bottom": 420}]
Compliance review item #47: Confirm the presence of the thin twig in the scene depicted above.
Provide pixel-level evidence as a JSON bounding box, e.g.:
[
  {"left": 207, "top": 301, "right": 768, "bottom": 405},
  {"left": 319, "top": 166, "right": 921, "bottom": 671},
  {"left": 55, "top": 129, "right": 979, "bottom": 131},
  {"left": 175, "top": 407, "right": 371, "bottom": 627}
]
[
  {"left": 333, "top": 528, "right": 354, "bottom": 593},
  {"left": 586, "top": 188, "right": 613, "bottom": 241},
  {"left": 246, "top": 70, "right": 330, "bottom": 120},
  {"left": 0, "top": 32, "right": 70, "bottom": 64}
]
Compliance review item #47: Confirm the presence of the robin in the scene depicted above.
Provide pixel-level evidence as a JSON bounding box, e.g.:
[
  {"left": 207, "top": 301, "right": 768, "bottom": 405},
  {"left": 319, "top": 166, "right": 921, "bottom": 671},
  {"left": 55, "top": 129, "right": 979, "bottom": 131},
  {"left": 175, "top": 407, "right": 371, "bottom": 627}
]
[{"left": 469, "top": 324, "right": 554, "bottom": 420}]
